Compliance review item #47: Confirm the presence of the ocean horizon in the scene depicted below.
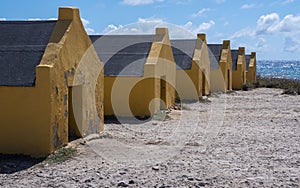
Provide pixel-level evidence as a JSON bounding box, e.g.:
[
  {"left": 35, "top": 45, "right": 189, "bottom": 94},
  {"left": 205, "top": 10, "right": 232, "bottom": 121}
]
[{"left": 257, "top": 60, "right": 300, "bottom": 80}]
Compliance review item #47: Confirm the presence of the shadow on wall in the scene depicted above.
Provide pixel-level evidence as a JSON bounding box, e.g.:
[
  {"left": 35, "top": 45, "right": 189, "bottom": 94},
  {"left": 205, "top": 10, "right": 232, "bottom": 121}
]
[{"left": 0, "top": 154, "right": 45, "bottom": 174}]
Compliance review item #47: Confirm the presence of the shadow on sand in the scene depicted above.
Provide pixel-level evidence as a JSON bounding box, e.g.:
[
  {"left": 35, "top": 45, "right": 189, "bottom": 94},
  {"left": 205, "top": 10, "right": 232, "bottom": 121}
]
[{"left": 0, "top": 154, "right": 45, "bottom": 174}]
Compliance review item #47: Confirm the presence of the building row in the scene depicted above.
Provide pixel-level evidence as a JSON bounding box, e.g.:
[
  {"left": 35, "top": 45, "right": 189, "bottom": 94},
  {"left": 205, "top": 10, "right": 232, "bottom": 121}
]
[{"left": 0, "top": 7, "right": 256, "bottom": 156}]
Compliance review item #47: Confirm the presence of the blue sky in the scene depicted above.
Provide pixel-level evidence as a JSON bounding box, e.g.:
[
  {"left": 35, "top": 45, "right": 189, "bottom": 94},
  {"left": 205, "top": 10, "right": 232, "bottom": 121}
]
[{"left": 1, "top": 0, "right": 299, "bottom": 60}]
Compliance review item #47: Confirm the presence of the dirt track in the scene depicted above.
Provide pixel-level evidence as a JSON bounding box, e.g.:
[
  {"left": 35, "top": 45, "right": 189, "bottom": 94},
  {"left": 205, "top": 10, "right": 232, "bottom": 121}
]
[{"left": 1, "top": 88, "right": 299, "bottom": 187}]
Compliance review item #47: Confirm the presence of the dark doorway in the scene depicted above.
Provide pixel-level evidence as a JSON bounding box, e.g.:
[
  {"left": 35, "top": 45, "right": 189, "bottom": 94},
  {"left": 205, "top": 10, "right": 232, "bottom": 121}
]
[
  {"left": 68, "top": 86, "right": 83, "bottom": 142},
  {"left": 160, "top": 76, "right": 167, "bottom": 110},
  {"left": 202, "top": 71, "right": 206, "bottom": 94},
  {"left": 228, "top": 69, "right": 231, "bottom": 90}
]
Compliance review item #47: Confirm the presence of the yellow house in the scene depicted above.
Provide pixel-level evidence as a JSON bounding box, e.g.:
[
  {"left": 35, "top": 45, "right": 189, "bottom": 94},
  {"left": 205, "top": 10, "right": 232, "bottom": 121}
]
[
  {"left": 208, "top": 40, "right": 232, "bottom": 92},
  {"left": 231, "top": 47, "right": 247, "bottom": 89},
  {"left": 0, "top": 7, "right": 104, "bottom": 156},
  {"left": 90, "top": 28, "right": 176, "bottom": 118},
  {"left": 246, "top": 52, "right": 257, "bottom": 83},
  {"left": 171, "top": 34, "right": 210, "bottom": 100}
]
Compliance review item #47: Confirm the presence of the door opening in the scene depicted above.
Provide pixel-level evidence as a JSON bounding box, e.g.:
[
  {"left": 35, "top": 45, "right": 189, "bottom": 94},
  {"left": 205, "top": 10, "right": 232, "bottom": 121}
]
[
  {"left": 160, "top": 76, "right": 167, "bottom": 110},
  {"left": 227, "top": 69, "right": 230, "bottom": 90},
  {"left": 202, "top": 71, "right": 206, "bottom": 95},
  {"left": 68, "top": 85, "right": 83, "bottom": 142}
]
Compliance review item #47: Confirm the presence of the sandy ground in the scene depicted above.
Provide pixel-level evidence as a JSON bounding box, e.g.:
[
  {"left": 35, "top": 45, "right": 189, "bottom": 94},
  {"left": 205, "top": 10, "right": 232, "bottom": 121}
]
[{"left": 0, "top": 88, "right": 300, "bottom": 187}]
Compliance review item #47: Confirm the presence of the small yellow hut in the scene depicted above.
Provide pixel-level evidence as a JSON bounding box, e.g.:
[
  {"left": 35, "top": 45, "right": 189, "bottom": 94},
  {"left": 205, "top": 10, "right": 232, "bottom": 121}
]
[
  {"left": 208, "top": 40, "right": 232, "bottom": 92},
  {"left": 171, "top": 34, "right": 210, "bottom": 100},
  {"left": 0, "top": 7, "right": 104, "bottom": 156},
  {"left": 91, "top": 28, "right": 176, "bottom": 118},
  {"left": 246, "top": 52, "right": 257, "bottom": 83},
  {"left": 231, "top": 47, "right": 247, "bottom": 89}
]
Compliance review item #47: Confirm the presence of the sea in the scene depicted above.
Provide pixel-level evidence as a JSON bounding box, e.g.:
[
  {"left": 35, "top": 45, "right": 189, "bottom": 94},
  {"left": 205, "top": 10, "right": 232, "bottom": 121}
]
[{"left": 257, "top": 60, "right": 300, "bottom": 80}]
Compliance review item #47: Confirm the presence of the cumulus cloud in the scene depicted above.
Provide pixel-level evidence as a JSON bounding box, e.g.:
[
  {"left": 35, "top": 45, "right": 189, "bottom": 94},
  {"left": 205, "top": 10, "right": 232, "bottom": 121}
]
[
  {"left": 256, "top": 13, "right": 280, "bottom": 35},
  {"left": 273, "top": 14, "right": 300, "bottom": 33},
  {"left": 191, "top": 8, "right": 211, "bottom": 18},
  {"left": 241, "top": 4, "right": 255, "bottom": 9},
  {"left": 255, "top": 13, "right": 300, "bottom": 35},
  {"left": 0, "top": 18, "right": 6, "bottom": 21},
  {"left": 232, "top": 13, "right": 300, "bottom": 38},
  {"left": 121, "top": 0, "right": 164, "bottom": 6}
]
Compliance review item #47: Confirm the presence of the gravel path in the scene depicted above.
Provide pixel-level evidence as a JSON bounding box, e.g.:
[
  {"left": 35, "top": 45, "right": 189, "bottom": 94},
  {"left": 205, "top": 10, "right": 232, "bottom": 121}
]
[{"left": 1, "top": 88, "right": 299, "bottom": 187}]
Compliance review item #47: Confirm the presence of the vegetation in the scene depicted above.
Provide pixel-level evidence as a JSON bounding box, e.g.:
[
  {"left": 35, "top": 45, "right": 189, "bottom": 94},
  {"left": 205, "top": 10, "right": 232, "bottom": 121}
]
[
  {"left": 249, "top": 75, "right": 300, "bottom": 95},
  {"left": 152, "top": 110, "right": 170, "bottom": 121},
  {"left": 45, "top": 147, "right": 77, "bottom": 164}
]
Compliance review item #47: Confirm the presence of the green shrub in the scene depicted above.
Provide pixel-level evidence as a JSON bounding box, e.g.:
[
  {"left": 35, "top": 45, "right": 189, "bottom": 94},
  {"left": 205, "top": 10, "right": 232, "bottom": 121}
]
[
  {"left": 45, "top": 147, "right": 77, "bottom": 164},
  {"left": 255, "top": 75, "right": 300, "bottom": 95}
]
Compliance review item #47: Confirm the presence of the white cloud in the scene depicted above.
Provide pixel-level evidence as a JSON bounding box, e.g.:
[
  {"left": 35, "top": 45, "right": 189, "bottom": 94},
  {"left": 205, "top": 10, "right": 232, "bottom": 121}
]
[
  {"left": 233, "top": 13, "right": 300, "bottom": 38},
  {"left": 183, "top": 20, "right": 215, "bottom": 34},
  {"left": 273, "top": 14, "right": 300, "bottom": 33},
  {"left": 256, "top": 37, "right": 267, "bottom": 50},
  {"left": 81, "top": 18, "right": 98, "bottom": 35},
  {"left": 121, "top": 0, "right": 164, "bottom": 6},
  {"left": 0, "top": 18, "right": 6, "bottom": 21},
  {"left": 241, "top": 4, "right": 255, "bottom": 9},
  {"left": 284, "top": 37, "right": 300, "bottom": 52},
  {"left": 81, "top": 18, "right": 90, "bottom": 26},
  {"left": 191, "top": 8, "right": 211, "bottom": 18},
  {"left": 231, "top": 27, "right": 255, "bottom": 39},
  {"left": 224, "top": 21, "right": 229, "bottom": 26},
  {"left": 255, "top": 13, "right": 300, "bottom": 35},
  {"left": 102, "top": 18, "right": 215, "bottom": 39},
  {"left": 183, "top": 21, "right": 193, "bottom": 29},
  {"left": 256, "top": 13, "right": 280, "bottom": 35},
  {"left": 196, "top": 20, "right": 215, "bottom": 32}
]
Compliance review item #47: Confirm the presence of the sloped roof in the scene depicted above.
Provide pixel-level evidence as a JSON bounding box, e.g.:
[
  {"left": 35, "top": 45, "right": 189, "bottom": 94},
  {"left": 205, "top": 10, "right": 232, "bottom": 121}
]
[
  {"left": 208, "top": 44, "right": 222, "bottom": 70},
  {"left": 231, "top": 50, "right": 238, "bottom": 71},
  {"left": 90, "top": 35, "right": 156, "bottom": 76},
  {"left": 245, "top": 54, "right": 251, "bottom": 71},
  {"left": 0, "top": 21, "right": 56, "bottom": 86},
  {"left": 170, "top": 39, "right": 196, "bottom": 70}
]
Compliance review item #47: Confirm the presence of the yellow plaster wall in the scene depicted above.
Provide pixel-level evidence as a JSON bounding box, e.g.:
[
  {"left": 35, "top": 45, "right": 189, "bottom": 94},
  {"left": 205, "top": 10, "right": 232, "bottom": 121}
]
[
  {"left": 155, "top": 28, "right": 176, "bottom": 108},
  {"left": 175, "top": 34, "right": 211, "bottom": 100},
  {"left": 210, "top": 40, "right": 232, "bottom": 92},
  {"left": 104, "top": 28, "right": 175, "bottom": 117},
  {"left": 198, "top": 34, "right": 211, "bottom": 96},
  {"left": 246, "top": 52, "right": 256, "bottom": 83},
  {"left": 232, "top": 47, "right": 246, "bottom": 90},
  {"left": 0, "top": 67, "right": 52, "bottom": 156},
  {"left": 176, "top": 61, "right": 200, "bottom": 100},
  {"left": 0, "top": 7, "right": 103, "bottom": 156}
]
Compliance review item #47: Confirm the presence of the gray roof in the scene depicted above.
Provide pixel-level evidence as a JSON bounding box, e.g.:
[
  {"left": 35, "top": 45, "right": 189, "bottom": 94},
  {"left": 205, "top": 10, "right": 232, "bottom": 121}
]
[
  {"left": 0, "top": 21, "right": 56, "bottom": 86},
  {"left": 231, "top": 50, "right": 238, "bottom": 71},
  {"left": 208, "top": 44, "right": 222, "bottom": 70},
  {"left": 170, "top": 39, "right": 196, "bottom": 70},
  {"left": 245, "top": 54, "right": 251, "bottom": 71},
  {"left": 90, "top": 35, "right": 157, "bottom": 76}
]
